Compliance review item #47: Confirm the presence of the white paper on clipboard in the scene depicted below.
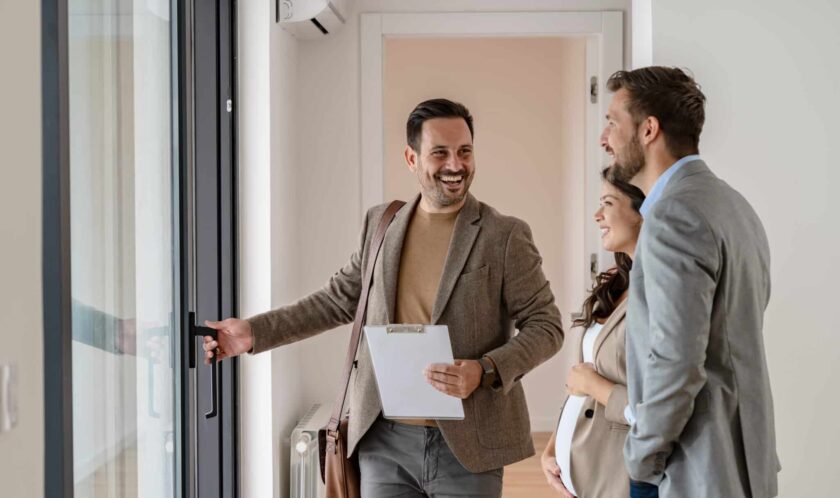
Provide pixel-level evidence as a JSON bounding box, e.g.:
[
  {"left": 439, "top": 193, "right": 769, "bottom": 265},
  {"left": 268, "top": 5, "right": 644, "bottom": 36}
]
[{"left": 364, "top": 324, "right": 465, "bottom": 420}]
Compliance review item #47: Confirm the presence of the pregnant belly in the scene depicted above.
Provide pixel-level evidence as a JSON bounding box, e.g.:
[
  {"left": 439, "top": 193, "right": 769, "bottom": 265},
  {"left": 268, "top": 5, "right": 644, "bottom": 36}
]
[{"left": 555, "top": 395, "right": 585, "bottom": 496}]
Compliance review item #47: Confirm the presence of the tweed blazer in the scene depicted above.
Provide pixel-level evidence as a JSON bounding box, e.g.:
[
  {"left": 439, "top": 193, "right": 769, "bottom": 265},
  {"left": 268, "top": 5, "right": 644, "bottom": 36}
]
[
  {"left": 556, "top": 299, "right": 630, "bottom": 498},
  {"left": 625, "top": 160, "right": 780, "bottom": 497},
  {"left": 247, "top": 194, "right": 564, "bottom": 472}
]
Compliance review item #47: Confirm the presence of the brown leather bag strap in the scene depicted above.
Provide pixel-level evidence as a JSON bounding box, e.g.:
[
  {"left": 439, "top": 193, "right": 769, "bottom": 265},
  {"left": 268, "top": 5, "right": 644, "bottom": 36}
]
[{"left": 327, "top": 200, "right": 405, "bottom": 434}]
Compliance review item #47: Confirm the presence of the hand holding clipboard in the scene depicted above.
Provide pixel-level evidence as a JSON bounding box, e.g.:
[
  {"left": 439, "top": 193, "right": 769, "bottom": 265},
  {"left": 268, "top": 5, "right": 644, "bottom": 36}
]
[{"left": 364, "top": 324, "right": 467, "bottom": 420}]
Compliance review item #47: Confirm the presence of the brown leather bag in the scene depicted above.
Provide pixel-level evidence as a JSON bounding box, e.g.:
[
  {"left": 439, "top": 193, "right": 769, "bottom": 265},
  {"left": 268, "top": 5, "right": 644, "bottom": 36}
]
[{"left": 318, "top": 200, "right": 405, "bottom": 498}]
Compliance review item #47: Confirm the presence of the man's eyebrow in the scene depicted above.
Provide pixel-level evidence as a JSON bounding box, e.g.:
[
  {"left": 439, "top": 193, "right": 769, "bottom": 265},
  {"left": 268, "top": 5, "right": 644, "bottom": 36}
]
[{"left": 429, "top": 144, "right": 473, "bottom": 150}]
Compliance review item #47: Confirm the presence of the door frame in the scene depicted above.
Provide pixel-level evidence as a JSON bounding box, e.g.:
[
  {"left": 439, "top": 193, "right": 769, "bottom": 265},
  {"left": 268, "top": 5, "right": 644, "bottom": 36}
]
[
  {"left": 41, "top": 0, "right": 239, "bottom": 495},
  {"left": 360, "top": 11, "right": 624, "bottom": 287},
  {"left": 42, "top": 0, "right": 73, "bottom": 495}
]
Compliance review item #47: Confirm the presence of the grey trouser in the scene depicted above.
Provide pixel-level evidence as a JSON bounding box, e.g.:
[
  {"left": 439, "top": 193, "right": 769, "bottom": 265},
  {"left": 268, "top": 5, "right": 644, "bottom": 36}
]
[{"left": 357, "top": 417, "right": 503, "bottom": 498}]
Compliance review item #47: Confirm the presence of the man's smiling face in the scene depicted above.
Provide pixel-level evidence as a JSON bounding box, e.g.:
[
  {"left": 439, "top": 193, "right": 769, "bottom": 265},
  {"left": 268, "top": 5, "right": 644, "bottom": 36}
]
[
  {"left": 601, "top": 88, "right": 646, "bottom": 183},
  {"left": 407, "top": 117, "right": 475, "bottom": 211}
]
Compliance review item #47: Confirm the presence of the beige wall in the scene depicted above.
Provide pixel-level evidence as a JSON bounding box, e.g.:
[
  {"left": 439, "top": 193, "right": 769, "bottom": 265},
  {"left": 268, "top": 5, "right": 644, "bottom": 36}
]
[
  {"left": 649, "top": 0, "right": 840, "bottom": 495},
  {"left": 0, "top": 0, "right": 44, "bottom": 497},
  {"left": 383, "top": 37, "right": 587, "bottom": 428}
]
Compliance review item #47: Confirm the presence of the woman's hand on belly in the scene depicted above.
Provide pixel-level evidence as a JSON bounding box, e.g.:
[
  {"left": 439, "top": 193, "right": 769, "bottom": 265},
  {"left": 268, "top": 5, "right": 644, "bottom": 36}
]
[
  {"left": 541, "top": 432, "right": 575, "bottom": 497},
  {"left": 567, "top": 362, "right": 616, "bottom": 406}
]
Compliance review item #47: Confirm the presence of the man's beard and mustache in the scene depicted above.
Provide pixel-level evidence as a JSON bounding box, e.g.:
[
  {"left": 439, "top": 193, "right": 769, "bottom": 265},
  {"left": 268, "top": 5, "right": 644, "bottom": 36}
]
[
  {"left": 610, "top": 133, "right": 646, "bottom": 183},
  {"left": 418, "top": 163, "right": 474, "bottom": 208}
]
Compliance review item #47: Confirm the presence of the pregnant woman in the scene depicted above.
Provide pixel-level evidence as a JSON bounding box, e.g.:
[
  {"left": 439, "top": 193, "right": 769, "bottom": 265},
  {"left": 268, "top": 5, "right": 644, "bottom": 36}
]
[{"left": 541, "top": 167, "right": 644, "bottom": 497}]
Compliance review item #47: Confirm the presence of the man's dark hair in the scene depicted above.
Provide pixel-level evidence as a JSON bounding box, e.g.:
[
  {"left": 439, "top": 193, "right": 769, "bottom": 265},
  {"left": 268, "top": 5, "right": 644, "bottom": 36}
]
[
  {"left": 606, "top": 67, "right": 706, "bottom": 158},
  {"left": 406, "top": 98, "right": 474, "bottom": 152}
]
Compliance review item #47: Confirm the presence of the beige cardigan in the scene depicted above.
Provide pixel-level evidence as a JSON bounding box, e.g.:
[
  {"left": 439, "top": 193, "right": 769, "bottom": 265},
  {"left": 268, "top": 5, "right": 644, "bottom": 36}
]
[{"left": 558, "top": 299, "right": 629, "bottom": 498}]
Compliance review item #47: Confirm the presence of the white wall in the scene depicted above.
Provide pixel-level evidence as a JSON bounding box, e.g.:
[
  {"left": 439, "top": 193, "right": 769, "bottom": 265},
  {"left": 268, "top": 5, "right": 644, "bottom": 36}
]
[
  {"left": 648, "top": 0, "right": 840, "bottom": 495},
  {"left": 238, "top": 1, "right": 304, "bottom": 497},
  {"left": 0, "top": 0, "right": 44, "bottom": 497},
  {"left": 287, "top": 0, "right": 632, "bottom": 432}
]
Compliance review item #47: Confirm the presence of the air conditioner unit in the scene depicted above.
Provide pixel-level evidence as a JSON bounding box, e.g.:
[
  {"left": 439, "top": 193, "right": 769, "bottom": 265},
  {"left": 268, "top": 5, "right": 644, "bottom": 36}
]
[
  {"left": 276, "top": 0, "right": 348, "bottom": 39},
  {"left": 290, "top": 404, "right": 331, "bottom": 498}
]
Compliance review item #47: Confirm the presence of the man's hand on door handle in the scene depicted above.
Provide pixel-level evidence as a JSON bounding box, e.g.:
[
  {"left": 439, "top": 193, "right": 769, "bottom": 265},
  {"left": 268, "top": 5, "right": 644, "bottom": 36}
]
[{"left": 202, "top": 318, "right": 254, "bottom": 364}]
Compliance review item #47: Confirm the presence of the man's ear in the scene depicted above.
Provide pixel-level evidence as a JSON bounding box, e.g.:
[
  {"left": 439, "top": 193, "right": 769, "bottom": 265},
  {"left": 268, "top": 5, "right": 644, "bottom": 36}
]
[
  {"left": 640, "top": 116, "right": 661, "bottom": 146},
  {"left": 405, "top": 145, "right": 418, "bottom": 172}
]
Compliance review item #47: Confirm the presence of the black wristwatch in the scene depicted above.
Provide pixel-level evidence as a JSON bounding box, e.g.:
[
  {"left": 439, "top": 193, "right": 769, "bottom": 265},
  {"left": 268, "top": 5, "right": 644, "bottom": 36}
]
[{"left": 477, "top": 356, "right": 499, "bottom": 389}]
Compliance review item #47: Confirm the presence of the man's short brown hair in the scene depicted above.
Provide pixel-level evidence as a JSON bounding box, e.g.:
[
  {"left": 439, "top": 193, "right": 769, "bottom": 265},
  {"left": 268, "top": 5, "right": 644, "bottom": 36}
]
[
  {"left": 607, "top": 67, "right": 706, "bottom": 158},
  {"left": 406, "top": 98, "right": 474, "bottom": 153}
]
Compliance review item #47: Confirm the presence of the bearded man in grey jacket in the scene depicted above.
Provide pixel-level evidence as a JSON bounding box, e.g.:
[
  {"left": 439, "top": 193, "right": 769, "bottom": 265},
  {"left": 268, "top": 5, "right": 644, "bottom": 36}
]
[{"left": 600, "top": 67, "right": 780, "bottom": 498}]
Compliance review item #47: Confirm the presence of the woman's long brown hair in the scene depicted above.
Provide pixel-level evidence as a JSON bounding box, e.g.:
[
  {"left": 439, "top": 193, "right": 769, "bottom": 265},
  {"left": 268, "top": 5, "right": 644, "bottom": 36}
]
[{"left": 573, "top": 168, "right": 645, "bottom": 329}]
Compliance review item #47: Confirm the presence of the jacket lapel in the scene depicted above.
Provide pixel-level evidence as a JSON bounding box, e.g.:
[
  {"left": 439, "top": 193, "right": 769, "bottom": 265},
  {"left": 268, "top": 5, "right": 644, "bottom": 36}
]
[
  {"left": 431, "top": 194, "right": 481, "bottom": 324},
  {"left": 592, "top": 298, "right": 628, "bottom": 361},
  {"left": 377, "top": 195, "right": 419, "bottom": 323}
]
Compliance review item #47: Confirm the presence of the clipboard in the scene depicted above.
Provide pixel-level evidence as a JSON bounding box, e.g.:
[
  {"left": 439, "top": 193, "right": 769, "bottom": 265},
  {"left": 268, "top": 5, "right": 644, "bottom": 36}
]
[{"left": 364, "top": 324, "right": 465, "bottom": 420}]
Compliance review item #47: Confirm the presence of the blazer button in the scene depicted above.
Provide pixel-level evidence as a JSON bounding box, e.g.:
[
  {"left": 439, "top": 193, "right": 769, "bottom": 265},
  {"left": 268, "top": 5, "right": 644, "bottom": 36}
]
[{"left": 584, "top": 409, "right": 594, "bottom": 418}]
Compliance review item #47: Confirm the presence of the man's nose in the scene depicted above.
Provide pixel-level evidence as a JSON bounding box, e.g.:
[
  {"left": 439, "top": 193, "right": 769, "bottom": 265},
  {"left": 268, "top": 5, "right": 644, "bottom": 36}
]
[
  {"left": 448, "top": 154, "right": 465, "bottom": 171},
  {"left": 600, "top": 127, "right": 609, "bottom": 147}
]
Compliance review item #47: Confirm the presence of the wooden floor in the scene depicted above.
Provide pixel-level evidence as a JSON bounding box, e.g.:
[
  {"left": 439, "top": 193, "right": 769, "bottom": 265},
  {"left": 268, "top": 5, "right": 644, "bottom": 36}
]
[
  {"left": 502, "top": 432, "right": 556, "bottom": 497},
  {"left": 75, "top": 433, "right": 555, "bottom": 497}
]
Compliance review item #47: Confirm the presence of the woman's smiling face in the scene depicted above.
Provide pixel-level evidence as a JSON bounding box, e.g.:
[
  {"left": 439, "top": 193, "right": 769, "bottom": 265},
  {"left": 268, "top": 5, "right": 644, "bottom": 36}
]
[{"left": 594, "top": 180, "right": 643, "bottom": 257}]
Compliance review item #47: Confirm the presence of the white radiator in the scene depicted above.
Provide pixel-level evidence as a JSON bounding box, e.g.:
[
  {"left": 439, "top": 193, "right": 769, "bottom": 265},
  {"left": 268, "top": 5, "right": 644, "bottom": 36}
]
[{"left": 290, "top": 404, "right": 331, "bottom": 498}]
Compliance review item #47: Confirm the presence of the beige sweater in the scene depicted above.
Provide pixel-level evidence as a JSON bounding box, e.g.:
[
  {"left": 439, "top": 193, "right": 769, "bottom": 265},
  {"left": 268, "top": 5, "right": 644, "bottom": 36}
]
[{"left": 394, "top": 206, "right": 458, "bottom": 426}]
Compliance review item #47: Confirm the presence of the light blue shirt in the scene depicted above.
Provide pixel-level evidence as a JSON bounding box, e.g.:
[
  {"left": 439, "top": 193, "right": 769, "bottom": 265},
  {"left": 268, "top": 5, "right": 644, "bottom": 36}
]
[
  {"left": 639, "top": 155, "right": 702, "bottom": 218},
  {"left": 624, "top": 155, "right": 701, "bottom": 426}
]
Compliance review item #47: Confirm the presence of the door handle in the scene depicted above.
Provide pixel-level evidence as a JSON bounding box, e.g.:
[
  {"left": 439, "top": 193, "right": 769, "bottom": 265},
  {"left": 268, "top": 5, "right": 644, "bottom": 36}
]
[{"left": 189, "top": 312, "right": 218, "bottom": 419}]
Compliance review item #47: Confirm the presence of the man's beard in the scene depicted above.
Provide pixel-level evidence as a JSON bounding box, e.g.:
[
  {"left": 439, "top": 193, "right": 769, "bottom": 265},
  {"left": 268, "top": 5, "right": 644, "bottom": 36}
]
[
  {"left": 611, "top": 133, "right": 645, "bottom": 183},
  {"left": 419, "top": 165, "right": 474, "bottom": 208}
]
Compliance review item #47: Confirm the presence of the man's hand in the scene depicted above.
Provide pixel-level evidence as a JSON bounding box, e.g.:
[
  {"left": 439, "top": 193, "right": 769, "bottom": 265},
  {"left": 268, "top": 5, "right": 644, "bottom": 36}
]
[
  {"left": 424, "top": 359, "right": 482, "bottom": 399},
  {"left": 566, "top": 362, "right": 598, "bottom": 396},
  {"left": 540, "top": 450, "right": 575, "bottom": 497},
  {"left": 202, "top": 318, "right": 254, "bottom": 364}
]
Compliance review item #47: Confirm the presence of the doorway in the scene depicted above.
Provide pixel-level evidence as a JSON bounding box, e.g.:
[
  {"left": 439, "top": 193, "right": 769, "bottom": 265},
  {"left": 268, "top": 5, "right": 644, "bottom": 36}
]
[{"left": 383, "top": 35, "right": 588, "bottom": 430}]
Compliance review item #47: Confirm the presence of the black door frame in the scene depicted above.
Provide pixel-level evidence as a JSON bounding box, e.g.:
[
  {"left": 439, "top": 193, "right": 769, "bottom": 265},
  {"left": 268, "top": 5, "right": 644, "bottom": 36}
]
[
  {"left": 42, "top": 0, "right": 73, "bottom": 495},
  {"left": 186, "top": 0, "right": 240, "bottom": 496}
]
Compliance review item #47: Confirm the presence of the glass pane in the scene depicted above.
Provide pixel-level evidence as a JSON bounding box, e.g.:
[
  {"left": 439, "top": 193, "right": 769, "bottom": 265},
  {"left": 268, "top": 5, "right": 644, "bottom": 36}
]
[{"left": 68, "top": 1, "right": 178, "bottom": 497}]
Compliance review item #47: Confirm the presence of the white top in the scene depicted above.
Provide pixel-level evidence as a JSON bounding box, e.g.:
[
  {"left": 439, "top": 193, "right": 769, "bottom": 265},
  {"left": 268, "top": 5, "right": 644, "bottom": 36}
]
[{"left": 555, "top": 322, "right": 603, "bottom": 496}]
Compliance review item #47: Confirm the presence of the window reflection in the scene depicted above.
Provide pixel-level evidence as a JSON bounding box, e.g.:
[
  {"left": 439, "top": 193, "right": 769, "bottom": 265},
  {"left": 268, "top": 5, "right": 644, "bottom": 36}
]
[{"left": 68, "top": 1, "right": 177, "bottom": 496}]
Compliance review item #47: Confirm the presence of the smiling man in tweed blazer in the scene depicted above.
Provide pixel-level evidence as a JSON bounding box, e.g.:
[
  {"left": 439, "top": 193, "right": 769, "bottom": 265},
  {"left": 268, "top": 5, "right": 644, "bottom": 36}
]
[{"left": 202, "top": 99, "right": 564, "bottom": 497}]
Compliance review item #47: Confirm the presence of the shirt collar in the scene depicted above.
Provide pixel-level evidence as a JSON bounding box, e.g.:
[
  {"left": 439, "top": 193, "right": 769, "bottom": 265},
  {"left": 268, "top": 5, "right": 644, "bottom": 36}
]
[{"left": 639, "top": 155, "right": 701, "bottom": 217}]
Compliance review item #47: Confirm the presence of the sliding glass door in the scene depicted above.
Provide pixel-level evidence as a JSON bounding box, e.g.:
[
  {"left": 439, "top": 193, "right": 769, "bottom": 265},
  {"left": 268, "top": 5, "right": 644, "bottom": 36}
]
[{"left": 45, "top": 0, "right": 239, "bottom": 496}]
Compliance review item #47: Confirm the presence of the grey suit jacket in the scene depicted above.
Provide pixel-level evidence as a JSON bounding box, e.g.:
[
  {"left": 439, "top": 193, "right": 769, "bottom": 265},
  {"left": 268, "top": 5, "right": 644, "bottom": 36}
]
[
  {"left": 247, "top": 194, "right": 564, "bottom": 472},
  {"left": 559, "top": 299, "right": 630, "bottom": 498},
  {"left": 625, "top": 160, "right": 779, "bottom": 497}
]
